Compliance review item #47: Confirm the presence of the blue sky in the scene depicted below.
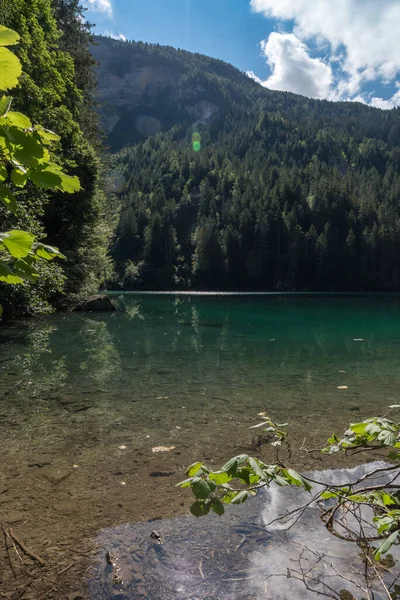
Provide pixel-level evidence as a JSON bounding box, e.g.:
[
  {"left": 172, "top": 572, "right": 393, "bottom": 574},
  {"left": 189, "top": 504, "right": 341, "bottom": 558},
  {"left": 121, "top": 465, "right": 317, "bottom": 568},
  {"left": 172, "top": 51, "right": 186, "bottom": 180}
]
[{"left": 83, "top": 0, "right": 400, "bottom": 109}]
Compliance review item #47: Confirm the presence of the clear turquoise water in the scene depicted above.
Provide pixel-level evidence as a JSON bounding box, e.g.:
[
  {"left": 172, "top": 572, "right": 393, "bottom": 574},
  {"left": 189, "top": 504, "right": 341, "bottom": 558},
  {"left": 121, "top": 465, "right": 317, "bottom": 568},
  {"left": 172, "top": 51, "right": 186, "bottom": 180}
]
[
  {"left": 2, "top": 294, "right": 400, "bottom": 461},
  {"left": 2, "top": 294, "right": 400, "bottom": 597}
]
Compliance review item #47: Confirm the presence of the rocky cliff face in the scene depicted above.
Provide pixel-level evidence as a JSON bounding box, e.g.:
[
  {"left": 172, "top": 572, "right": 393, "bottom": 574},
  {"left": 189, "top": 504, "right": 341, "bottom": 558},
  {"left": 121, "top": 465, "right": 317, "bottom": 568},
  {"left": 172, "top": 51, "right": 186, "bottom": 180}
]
[{"left": 91, "top": 36, "right": 225, "bottom": 150}]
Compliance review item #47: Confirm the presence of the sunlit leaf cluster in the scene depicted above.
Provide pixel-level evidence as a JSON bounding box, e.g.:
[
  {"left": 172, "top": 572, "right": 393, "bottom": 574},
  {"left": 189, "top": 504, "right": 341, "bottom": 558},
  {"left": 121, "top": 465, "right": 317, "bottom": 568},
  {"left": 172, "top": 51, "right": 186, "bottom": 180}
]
[
  {"left": 0, "top": 25, "right": 80, "bottom": 314},
  {"left": 181, "top": 411, "right": 400, "bottom": 566},
  {"left": 178, "top": 416, "right": 310, "bottom": 517},
  {"left": 324, "top": 417, "right": 400, "bottom": 455}
]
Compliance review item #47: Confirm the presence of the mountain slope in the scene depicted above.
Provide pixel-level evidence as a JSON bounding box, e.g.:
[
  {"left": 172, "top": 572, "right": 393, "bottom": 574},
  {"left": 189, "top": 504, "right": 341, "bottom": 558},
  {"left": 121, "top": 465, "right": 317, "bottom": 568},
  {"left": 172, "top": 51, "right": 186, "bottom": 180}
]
[{"left": 93, "top": 36, "right": 400, "bottom": 291}]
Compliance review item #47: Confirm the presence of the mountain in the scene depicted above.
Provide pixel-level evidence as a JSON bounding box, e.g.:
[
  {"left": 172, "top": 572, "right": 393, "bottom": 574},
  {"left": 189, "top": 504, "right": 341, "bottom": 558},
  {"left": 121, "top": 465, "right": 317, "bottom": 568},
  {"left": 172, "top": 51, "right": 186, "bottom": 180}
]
[
  {"left": 92, "top": 35, "right": 265, "bottom": 152},
  {"left": 92, "top": 36, "right": 400, "bottom": 292}
]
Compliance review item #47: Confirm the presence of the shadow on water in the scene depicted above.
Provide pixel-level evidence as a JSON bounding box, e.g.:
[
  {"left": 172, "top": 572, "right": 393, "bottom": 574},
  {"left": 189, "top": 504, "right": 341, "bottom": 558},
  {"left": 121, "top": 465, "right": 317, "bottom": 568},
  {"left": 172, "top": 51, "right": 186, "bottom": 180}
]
[{"left": 88, "top": 462, "right": 400, "bottom": 600}]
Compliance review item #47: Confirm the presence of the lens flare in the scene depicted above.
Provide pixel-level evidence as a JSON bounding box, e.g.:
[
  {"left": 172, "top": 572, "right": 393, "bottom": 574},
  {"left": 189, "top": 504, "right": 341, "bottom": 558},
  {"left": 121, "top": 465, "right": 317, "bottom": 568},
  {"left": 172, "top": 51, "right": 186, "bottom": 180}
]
[{"left": 192, "top": 131, "right": 201, "bottom": 152}]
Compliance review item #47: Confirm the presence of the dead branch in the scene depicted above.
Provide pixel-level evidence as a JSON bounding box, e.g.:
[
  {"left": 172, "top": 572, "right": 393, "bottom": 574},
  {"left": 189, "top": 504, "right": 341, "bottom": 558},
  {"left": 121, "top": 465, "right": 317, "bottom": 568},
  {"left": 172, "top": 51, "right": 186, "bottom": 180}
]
[
  {"left": 58, "top": 561, "right": 75, "bottom": 575},
  {"left": 3, "top": 523, "right": 17, "bottom": 578},
  {"left": 37, "top": 587, "right": 56, "bottom": 600},
  {"left": 9, "top": 527, "right": 46, "bottom": 567}
]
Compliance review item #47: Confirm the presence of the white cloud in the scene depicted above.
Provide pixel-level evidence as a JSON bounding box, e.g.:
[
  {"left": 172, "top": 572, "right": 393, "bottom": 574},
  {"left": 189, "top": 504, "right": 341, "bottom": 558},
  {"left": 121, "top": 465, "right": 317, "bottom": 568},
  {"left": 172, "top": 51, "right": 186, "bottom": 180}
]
[
  {"left": 370, "top": 89, "right": 400, "bottom": 110},
  {"left": 250, "top": 0, "right": 400, "bottom": 106},
  {"left": 249, "top": 32, "right": 334, "bottom": 100},
  {"left": 105, "top": 32, "right": 127, "bottom": 41},
  {"left": 351, "top": 94, "right": 367, "bottom": 105},
  {"left": 83, "top": 0, "right": 112, "bottom": 16}
]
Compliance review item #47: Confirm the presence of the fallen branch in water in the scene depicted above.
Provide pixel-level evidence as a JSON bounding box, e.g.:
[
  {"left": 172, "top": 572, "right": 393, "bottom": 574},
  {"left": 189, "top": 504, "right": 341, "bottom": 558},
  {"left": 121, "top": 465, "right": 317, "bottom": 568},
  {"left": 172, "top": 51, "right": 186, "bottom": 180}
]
[
  {"left": 58, "top": 561, "right": 75, "bottom": 575},
  {"left": 9, "top": 527, "right": 46, "bottom": 567},
  {"left": 2, "top": 523, "right": 17, "bottom": 577},
  {"left": 37, "top": 587, "right": 57, "bottom": 600}
]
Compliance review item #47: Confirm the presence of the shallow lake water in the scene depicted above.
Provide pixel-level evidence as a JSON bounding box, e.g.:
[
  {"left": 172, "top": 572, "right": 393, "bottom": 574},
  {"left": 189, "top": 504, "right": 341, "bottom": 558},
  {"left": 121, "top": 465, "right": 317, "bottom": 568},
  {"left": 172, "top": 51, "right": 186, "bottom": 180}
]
[
  {"left": 1, "top": 293, "right": 400, "bottom": 598},
  {"left": 89, "top": 462, "right": 400, "bottom": 600}
]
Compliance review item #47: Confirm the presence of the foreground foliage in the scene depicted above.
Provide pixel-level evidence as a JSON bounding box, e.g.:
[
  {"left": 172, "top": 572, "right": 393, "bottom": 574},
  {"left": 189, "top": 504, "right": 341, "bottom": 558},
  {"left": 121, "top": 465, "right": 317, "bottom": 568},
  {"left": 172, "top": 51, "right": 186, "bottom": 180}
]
[
  {"left": 0, "top": 24, "right": 80, "bottom": 316},
  {"left": 0, "top": 0, "right": 112, "bottom": 316},
  {"left": 179, "top": 411, "right": 400, "bottom": 597}
]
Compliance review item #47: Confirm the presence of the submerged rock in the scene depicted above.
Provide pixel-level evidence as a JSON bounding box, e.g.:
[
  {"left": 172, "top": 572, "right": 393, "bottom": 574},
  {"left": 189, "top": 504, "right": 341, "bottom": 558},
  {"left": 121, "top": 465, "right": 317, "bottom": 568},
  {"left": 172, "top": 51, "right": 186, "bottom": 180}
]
[
  {"left": 3, "top": 510, "right": 24, "bottom": 524},
  {"left": 53, "top": 501, "right": 76, "bottom": 515},
  {"left": 75, "top": 295, "right": 115, "bottom": 312},
  {"left": 64, "top": 402, "right": 92, "bottom": 413},
  {"left": 0, "top": 495, "right": 13, "bottom": 504},
  {"left": 28, "top": 455, "right": 52, "bottom": 468},
  {"left": 41, "top": 468, "right": 72, "bottom": 484}
]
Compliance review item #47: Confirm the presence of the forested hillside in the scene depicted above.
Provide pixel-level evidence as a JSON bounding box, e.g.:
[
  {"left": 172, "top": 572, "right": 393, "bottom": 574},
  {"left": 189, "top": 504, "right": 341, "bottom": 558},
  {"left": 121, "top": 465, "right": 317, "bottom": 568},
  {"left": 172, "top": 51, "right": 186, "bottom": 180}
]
[
  {"left": 94, "top": 37, "right": 400, "bottom": 292},
  {"left": 0, "top": 1, "right": 112, "bottom": 316},
  {"left": 2, "top": 15, "right": 400, "bottom": 306}
]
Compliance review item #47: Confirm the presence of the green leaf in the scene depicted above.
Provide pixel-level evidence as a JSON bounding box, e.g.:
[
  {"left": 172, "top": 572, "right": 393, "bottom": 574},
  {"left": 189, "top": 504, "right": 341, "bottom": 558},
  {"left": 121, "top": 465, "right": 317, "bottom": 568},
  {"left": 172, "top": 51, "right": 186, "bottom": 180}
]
[
  {"left": 378, "top": 430, "right": 397, "bottom": 446},
  {"left": 13, "top": 258, "right": 39, "bottom": 283},
  {"left": 374, "top": 530, "right": 399, "bottom": 561},
  {"left": 28, "top": 168, "right": 62, "bottom": 189},
  {"left": 0, "top": 262, "right": 23, "bottom": 284},
  {"left": 5, "top": 111, "right": 31, "bottom": 128},
  {"left": 236, "top": 468, "right": 252, "bottom": 485},
  {"left": 286, "top": 469, "right": 312, "bottom": 492},
  {"left": 365, "top": 423, "right": 382, "bottom": 436},
  {"left": 0, "top": 229, "right": 35, "bottom": 258},
  {"left": 374, "top": 516, "right": 396, "bottom": 535},
  {"left": 0, "top": 95, "right": 12, "bottom": 116},
  {"left": 0, "top": 26, "right": 20, "bottom": 47},
  {"left": 34, "top": 126, "right": 60, "bottom": 144},
  {"left": 58, "top": 172, "right": 80, "bottom": 193},
  {"left": 248, "top": 457, "right": 267, "bottom": 480},
  {"left": 0, "top": 47, "right": 22, "bottom": 90},
  {"left": 350, "top": 422, "right": 368, "bottom": 434},
  {"left": 33, "top": 243, "right": 65, "bottom": 261},
  {"left": 186, "top": 462, "right": 203, "bottom": 477},
  {"left": 10, "top": 167, "right": 27, "bottom": 188},
  {"left": 211, "top": 499, "right": 225, "bottom": 515},
  {"left": 176, "top": 478, "right": 193, "bottom": 488},
  {"left": 321, "top": 490, "right": 340, "bottom": 500},
  {"left": 222, "top": 457, "right": 239, "bottom": 475},
  {"left": 0, "top": 182, "right": 17, "bottom": 214},
  {"left": 190, "top": 500, "right": 210, "bottom": 518},
  {"left": 273, "top": 474, "right": 291, "bottom": 487},
  {"left": 7, "top": 129, "right": 45, "bottom": 166},
  {"left": 192, "top": 479, "right": 211, "bottom": 500},
  {"left": 209, "top": 471, "right": 231, "bottom": 485},
  {"left": 230, "top": 491, "right": 253, "bottom": 504},
  {"left": 382, "top": 492, "right": 398, "bottom": 507},
  {"left": 0, "top": 165, "right": 7, "bottom": 182},
  {"left": 222, "top": 454, "right": 248, "bottom": 475},
  {"left": 207, "top": 479, "right": 217, "bottom": 492}
]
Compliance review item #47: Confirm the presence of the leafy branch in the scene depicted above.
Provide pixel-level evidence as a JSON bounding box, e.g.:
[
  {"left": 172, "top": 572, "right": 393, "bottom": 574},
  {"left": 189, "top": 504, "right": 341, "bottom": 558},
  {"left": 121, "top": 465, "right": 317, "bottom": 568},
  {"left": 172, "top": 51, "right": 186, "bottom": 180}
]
[
  {"left": 0, "top": 25, "right": 80, "bottom": 316},
  {"left": 178, "top": 411, "right": 400, "bottom": 577}
]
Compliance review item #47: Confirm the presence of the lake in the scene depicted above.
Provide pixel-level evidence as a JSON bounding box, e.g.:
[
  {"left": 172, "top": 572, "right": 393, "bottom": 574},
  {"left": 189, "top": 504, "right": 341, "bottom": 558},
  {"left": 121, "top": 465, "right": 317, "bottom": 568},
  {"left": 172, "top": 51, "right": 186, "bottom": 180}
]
[{"left": 1, "top": 293, "right": 400, "bottom": 598}]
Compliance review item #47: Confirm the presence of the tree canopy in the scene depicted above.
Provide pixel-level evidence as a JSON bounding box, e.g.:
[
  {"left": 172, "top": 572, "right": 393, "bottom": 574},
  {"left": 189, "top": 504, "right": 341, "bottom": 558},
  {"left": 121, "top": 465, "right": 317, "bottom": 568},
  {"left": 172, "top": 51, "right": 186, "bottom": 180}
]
[
  {"left": 0, "top": 0, "right": 111, "bottom": 316},
  {"left": 98, "top": 37, "right": 400, "bottom": 292}
]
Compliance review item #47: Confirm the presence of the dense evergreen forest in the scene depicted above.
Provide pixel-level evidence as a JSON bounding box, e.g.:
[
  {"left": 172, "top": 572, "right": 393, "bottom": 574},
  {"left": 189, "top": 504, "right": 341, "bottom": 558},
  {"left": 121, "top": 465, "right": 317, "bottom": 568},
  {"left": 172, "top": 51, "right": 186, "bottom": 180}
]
[
  {"left": 2, "top": 6, "right": 400, "bottom": 310},
  {"left": 0, "top": 0, "right": 112, "bottom": 316},
  {"left": 98, "top": 38, "right": 400, "bottom": 291}
]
